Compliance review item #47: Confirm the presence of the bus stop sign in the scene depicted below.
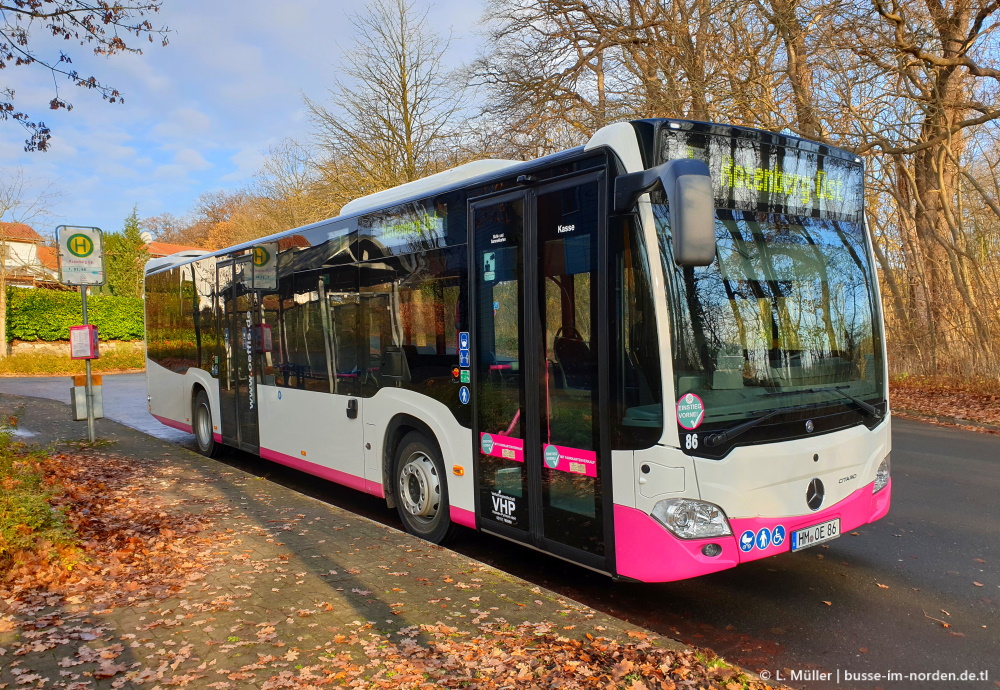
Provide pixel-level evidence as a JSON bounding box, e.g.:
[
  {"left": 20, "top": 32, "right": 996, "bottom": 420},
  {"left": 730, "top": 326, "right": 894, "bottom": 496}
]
[{"left": 57, "top": 225, "right": 105, "bottom": 286}]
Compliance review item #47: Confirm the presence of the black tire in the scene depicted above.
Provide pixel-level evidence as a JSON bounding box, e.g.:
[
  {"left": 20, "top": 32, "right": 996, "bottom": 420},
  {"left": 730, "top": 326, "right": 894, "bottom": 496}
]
[
  {"left": 193, "top": 389, "right": 224, "bottom": 458},
  {"left": 393, "top": 431, "right": 455, "bottom": 544}
]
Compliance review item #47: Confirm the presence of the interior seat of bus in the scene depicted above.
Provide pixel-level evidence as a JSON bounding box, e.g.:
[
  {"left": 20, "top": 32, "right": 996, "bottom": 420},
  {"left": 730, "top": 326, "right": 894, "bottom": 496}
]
[{"left": 552, "top": 325, "right": 593, "bottom": 390}]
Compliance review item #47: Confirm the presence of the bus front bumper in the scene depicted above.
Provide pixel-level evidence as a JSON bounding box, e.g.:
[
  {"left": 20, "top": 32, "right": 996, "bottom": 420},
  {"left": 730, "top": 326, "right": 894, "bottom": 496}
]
[{"left": 613, "top": 479, "right": 892, "bottom": 582}]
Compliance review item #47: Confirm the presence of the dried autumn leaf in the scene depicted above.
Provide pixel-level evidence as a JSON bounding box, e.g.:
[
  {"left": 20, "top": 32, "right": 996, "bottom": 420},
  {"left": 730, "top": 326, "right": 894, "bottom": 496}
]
[{"left": 94, "top": 661, "right": 127, "bottom": 678}]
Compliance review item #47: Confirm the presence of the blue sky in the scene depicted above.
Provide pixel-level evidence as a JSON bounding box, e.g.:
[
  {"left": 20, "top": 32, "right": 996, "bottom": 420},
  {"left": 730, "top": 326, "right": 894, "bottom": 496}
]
[{"left": 1, "top": 0, "right": 483, "bottom": 241}]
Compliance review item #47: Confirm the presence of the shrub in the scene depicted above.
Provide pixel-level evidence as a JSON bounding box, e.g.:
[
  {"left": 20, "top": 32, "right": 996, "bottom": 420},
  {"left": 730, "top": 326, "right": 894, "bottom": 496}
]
[{"left": 5, "top": 287, "right": 144, "bottom": 342}]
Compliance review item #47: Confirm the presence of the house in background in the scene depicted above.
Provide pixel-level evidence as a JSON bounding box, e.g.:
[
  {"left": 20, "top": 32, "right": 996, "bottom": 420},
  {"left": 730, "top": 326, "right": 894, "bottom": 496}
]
[
  {"left": 146, "top": 240, "right": 204, "bottom": 258},
  {"left": 1, "top": 224, "right": 206, "bottom": 290},
  {"left": 0, "top": 222, "right": 59, "bottom": 287}
]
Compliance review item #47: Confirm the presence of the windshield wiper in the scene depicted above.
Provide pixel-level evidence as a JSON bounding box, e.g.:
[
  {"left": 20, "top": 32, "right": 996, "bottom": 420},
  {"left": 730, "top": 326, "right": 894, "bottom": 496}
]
[
  {"left": 703, "top": 388, "right": 884, "bottom": 449},
  {"left": 703, "top": 407, "right": 784, "bottom": 448},
  {"left": 764, "top": 386, "right": 883, "bottom": 420}
]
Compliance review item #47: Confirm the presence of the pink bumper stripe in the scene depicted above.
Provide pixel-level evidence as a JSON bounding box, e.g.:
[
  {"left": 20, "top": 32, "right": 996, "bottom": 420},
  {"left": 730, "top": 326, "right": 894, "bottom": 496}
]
[
  {"left": 614, "top": 480, "right": 892, "bottom": 582},
  {"left": 151, "top": 413, "right": 193, "bottom": 434},
  {"left": 614, "top": 504, "right": 740, "bottom": 582},
  {"left": 450, "top": 506, "right": 476, "bottom": 529},
  {"left": 260, "top": 447, "right": 384, "bottom": 498},
  {"left": 729, "top": 479, "right": 892, "bottom": 563}
]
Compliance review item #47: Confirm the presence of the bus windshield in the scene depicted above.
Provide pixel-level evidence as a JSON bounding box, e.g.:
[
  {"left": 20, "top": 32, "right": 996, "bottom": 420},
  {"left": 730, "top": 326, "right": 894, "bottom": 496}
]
[{"left": 656, "top": 205, "right": 885, "bottom": 429}]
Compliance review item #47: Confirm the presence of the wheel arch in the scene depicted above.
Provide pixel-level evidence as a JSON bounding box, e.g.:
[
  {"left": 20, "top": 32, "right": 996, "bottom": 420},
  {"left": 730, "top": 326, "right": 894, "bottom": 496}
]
[
  {"left": 190, "top": 381, "right": 209, "bottom": 416},
  {"left": 382, "top": 414, "right": 442, "bottom": 510},
  {"left": 189, "top": 381, "right": 219, "bottom": 440}
]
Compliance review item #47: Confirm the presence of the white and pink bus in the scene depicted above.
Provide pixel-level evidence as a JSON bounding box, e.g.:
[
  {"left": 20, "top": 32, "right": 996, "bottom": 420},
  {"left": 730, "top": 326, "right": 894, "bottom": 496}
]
[{"left": 144, "top": 118, "right": 891, "bottom": 582}]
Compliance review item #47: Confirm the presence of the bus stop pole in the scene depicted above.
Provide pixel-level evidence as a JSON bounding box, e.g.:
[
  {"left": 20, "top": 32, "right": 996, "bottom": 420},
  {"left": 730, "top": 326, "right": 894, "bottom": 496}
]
[{"left": 81, "top": 285, "right": 95, "bottom": 442}]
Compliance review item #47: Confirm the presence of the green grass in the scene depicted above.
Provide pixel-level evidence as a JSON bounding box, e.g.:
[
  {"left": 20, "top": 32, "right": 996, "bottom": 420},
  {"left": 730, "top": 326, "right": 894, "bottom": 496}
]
[
  {"left": 0, "top": 424, "right": 76, "bottom": 563},
  {"left": 0, "top": 342, "right": 145, "bottom": 376}
]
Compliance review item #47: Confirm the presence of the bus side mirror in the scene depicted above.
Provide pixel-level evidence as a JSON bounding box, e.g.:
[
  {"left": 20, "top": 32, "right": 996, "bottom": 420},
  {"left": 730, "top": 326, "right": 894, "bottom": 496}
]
[{"left": 614, "top": 159, "right": 716, "bottom": 267}]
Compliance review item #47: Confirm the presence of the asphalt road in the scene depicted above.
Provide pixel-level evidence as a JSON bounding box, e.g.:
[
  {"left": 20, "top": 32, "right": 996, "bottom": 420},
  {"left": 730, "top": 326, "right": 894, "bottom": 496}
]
[
  {"left": 0, "top": 372, "right": 194, "bottom": 445},
  {"left": 2, "top": 373, "right": 997, "bottom": 689}
]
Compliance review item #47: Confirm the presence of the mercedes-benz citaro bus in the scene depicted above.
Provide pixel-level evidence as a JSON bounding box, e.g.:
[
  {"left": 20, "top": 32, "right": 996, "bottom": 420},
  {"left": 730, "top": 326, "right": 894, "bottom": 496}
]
[{"left": 144, "top": 118, "right": 891, "bottom": 582}]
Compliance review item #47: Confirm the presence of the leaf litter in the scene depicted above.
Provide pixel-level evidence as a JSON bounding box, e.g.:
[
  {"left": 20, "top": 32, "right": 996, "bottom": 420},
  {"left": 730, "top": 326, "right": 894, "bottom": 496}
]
[{"left": 0, "top": 446, "right": 785, "bottom": 689}]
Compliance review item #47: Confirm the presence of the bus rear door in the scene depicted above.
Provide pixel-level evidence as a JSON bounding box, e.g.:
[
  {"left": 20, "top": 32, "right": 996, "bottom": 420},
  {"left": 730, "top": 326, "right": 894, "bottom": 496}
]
[{"left": 216, "top": 255, "right": 261, "bottom": 452}]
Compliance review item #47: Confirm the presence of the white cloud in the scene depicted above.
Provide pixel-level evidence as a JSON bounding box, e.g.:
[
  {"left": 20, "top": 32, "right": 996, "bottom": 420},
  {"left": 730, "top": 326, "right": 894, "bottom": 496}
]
[
  {"left": 221, "top": 144, "right": 270, "bottom": 183},
  {"left": 151, "top": 108, "right": 214, "bottom": 142},
  {"left": 152, "top": 163, "right": 192, "bottom": 181},
  {"left": 4, "top": 0, "right": 485, "bottom": 236},
  {"left": 173, "top": 148, "right": 212, "bottom": 171}
]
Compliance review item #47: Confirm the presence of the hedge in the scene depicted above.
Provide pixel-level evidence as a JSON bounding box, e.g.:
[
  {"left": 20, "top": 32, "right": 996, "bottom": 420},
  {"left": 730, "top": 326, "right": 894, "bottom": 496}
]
[{"left": 5, "top": 287, "right": 144, "bottom": 342}]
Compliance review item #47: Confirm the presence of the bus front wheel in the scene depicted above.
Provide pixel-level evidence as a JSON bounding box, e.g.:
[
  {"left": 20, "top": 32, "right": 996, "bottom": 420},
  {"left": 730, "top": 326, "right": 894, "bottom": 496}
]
[
  {"left": 193, "top": 390, "right": 224, "bottom": 458},
  {"left": 394, "top": 431, "right": 454, "bottom": 544}
]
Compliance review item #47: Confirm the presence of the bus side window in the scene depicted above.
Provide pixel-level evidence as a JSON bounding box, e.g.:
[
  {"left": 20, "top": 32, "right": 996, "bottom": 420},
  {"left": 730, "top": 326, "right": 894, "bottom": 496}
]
[
  {"left": 615, "top": 216, "right": 663, "bottom": 447},
  {"left": 277, "top": 271, "right": 331, "bottom": 392},
  {"left": 358, "top": 246, "right": 467, "bottom": 405}
]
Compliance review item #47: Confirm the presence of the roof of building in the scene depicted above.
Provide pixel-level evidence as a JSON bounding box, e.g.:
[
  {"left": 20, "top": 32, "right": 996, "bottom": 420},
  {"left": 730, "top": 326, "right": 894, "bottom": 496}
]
[
  {"left": 146, "top": 240, "right": 204, "bottom": 257},
  {"left": 37, "top": 245, "right": 58, "bottom": 271},
  {"left": 0, "top": 222, "right": 43, "bottom": 243}
]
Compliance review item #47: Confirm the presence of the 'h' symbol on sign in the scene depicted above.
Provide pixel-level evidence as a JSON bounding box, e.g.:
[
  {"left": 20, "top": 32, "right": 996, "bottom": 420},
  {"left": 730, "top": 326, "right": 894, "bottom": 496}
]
[{"left": 68, "top": 234, "right": 94, "bottom": 257}]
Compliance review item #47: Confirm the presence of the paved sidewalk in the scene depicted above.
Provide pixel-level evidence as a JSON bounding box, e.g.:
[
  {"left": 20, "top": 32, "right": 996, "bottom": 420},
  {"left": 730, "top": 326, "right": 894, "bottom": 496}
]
[{"left": 0, "top": 393, "right": 699, "bottom": 688}]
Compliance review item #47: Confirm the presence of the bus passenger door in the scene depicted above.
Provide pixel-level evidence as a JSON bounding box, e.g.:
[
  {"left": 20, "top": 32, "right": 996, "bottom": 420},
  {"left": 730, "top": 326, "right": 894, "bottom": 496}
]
[
  {"left": 216, "top": 256, "right": 260, "bottom": 452},
  {"left": 470, "top": 171, "right": 610, "bottom": 574}
]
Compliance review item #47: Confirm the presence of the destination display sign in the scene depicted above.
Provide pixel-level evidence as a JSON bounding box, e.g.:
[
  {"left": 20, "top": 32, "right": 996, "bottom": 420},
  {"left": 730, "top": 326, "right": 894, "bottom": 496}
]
[
  {"left": 656, "top": 126, "right": 864, "bottom": 222},
  {"left": 359, "top": 200, "right": 446, "bottom": 251}
]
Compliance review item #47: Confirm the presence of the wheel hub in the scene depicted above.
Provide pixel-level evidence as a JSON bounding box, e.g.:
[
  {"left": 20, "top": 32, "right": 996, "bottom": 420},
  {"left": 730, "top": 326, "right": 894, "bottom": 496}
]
[
  {"left": 195, "top": 404, "right": 212, "bottom": 447},
  {"left": 398, "top": 452, "right": 440, "bottom": 519}
]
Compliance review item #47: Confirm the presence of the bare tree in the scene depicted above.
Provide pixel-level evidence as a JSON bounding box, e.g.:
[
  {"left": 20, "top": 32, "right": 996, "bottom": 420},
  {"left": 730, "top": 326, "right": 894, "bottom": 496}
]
[
  {"left": 141, "top": 212, "right": 196, "bottom": 245},
  {"left": 474, "top": 0, "right": 786, "bottom": 156},
  {"left": 0, "top": 169, "right": 57, "bottom": 357},
  {"left": 251, "top": 139, "right": 334, "bottom": 229},
  {"left": 304, "top": 0, "right": 467, "bottom": 205}
]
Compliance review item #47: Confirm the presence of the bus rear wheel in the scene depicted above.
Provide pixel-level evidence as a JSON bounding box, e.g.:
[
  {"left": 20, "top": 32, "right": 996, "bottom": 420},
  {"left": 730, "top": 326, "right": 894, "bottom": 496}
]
[
  {"left": 193, "top": 390, "right": 224, "bottom": 458},
  {"left": 394, "top": 431, "right": 454, "bottom": 544}
]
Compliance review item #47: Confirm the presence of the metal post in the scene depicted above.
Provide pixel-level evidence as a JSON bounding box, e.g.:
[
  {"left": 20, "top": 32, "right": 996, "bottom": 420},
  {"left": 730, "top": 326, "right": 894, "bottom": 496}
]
[{"left": 81, "top": 285, "right": 95, "bottom": 442}]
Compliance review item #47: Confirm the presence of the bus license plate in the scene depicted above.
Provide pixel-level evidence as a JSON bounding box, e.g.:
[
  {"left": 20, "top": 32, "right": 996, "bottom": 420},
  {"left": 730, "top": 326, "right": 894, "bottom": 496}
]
[{"left": 791, "top": 518, "right": 840, "bottom": 551}]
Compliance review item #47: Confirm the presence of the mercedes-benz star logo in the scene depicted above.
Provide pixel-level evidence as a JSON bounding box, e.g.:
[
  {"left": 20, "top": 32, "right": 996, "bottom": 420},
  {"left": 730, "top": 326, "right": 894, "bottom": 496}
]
[
  {"left": 805, "top": 419, "right": 815, "bottom": 433},
  {"left": 806, "top": 478, "right": 825, "bottom": 511}
]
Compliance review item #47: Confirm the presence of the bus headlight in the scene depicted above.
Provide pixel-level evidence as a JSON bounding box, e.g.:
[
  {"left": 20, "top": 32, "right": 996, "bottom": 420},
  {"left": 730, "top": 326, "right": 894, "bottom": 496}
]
[
  {"left": 651, "top": 498, "right": 732, "bottom": 539},
  {"left": 873, "top": 455, "right": 890, "bottom": 493}
]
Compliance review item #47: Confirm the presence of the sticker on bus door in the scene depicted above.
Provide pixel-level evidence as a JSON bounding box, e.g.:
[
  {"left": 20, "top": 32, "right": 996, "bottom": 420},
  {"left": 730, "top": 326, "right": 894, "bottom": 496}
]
[
  {"left": 480, "top": 433, "right": 524, "bottom": 462},
  {"left": 490, "top": 490, "right": 518, "bottom": 525},
  {"left": 542, "top": 444, "right": 597, "bottom": 477},
  {"left": 483, "top": 252, "right": 497, "bottom": 282}
]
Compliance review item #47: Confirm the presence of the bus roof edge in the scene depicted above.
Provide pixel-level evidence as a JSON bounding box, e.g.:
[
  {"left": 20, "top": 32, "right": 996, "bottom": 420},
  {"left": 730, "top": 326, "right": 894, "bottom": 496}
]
[
  {"left": 144, "top": 250, "right": 210, "bottom": 274},
  {"left": 338, "top": 159, "right": 522, "bottom": 216}
]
